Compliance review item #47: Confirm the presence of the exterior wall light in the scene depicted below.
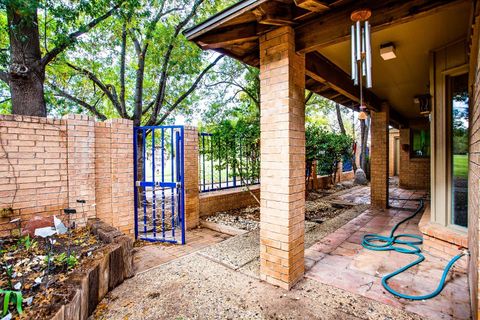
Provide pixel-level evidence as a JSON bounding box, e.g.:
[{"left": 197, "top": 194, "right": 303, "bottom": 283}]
[{"left": 380, "top": 43, "right": 396, "bottom": 60}]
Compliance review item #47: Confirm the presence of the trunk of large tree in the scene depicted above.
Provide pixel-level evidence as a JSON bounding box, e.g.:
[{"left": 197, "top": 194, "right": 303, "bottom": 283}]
[
  {"left": 360, "top": 117, "right": 370, "bottom": 173},
  {"left": 7, "top": 1, "right": 47, "bottom": 117},
  {"left": 335, "top": 103, "right": 346, "bottom": 135}
]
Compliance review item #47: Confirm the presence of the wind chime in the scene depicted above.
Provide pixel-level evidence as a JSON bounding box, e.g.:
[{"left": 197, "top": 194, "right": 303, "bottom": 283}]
[{"left": 350, "top": 9, "right": 372, "bottom": 120}]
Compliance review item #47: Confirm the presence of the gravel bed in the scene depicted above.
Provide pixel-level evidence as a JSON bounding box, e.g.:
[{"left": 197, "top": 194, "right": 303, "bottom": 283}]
[
  {"left": 94, "top": 253, "right": 420, "bottom": 320},
  {"left": 204, "top": 210, "right": 259, "bottom": 231}
]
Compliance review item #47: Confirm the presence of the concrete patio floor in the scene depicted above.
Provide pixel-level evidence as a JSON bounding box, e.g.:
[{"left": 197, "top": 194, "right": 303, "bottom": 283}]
[
  {"left": 93, "top": 186, "right": 470, "bottom": 320},
  {"left": 133, "top": 228, "right": 231, "bottom": 273}
]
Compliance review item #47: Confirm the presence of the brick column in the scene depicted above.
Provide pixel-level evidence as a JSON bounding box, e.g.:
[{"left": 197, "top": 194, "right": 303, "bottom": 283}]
[
  {"left": 259, "top": 26, "right": 305, "bottom": 290},
  {"left": 64, "top": 114, "right": 96, "bottom": 225},
  {"left": 109, "top": 119, "right": 134, "bottom": 236},
  {"left": 183, "top": 126, "right": 199, "bottom": 230},
  {"left": 370, "top": 104, "right": 389, "bottom": 208},
  {"left": 94, "top": 122, "right": 113, "bottom": 226}
]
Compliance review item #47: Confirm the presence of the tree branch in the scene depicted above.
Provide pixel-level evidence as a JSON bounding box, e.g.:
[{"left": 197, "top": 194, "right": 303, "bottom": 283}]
[
  {"left": 48, "top": 83, "right": 107, "bottom": 120},
  {"left": 154, "top": 54, "right": 224, "bottom": 125},
  {"left": 120, "top": 22, "right": 127, "bottom": 115},
  {"left": 66, "top": 63, "right": 124, "bottom": 117},
  {"left": 41, "top": 3, "right": 122, "bottom": 67},
  {"left": 149, "top": 0, "right": 205, "bottom": 125}
]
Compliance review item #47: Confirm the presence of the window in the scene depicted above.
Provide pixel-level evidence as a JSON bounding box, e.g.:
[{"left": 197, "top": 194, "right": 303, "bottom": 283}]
[
  {"left": 410, "top": 128, "right": 430, "bottom": 158},
  {"left": 448, "top": 73, "right": 469, "bottom": 228}
]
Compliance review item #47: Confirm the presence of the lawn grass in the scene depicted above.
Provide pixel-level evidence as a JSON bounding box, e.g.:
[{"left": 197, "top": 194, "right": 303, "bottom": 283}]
[{"left": 453, "top": 154, "right": 468, "bottom": 178}]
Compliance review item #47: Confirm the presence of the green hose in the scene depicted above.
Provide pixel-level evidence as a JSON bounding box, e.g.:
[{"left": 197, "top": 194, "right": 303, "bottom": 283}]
[{"left": 361, "top": 198, "right": 466, "bottom": 300}]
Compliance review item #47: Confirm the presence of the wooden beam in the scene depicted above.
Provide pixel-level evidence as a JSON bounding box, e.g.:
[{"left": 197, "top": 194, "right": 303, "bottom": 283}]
[
  {"left": 305, "top": 51, "right": 381, "bottom": 111},
  {"left": 196, "top": 23, "right": 259, "bottom": 49},
  {"left": 296, "top": 0, "right": 467, "bottom": 53},
  {"left": 294, "top": 0, "right": 329, "bottom": 13},
  {"left": 252, "top": 1, "right": 293, "bottom": 25},
  {"left": 305, "top": 51, "right": 407, "bottom": 126}
]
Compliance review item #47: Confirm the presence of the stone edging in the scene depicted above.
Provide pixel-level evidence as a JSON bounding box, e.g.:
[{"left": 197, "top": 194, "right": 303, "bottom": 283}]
[{"left": 49, "top": 218, "right": 133, "bottom": 320}]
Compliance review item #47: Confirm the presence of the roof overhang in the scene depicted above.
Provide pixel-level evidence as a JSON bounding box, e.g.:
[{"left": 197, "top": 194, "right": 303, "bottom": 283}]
[{"left": 186, "top": 0, "right": 473, "bottom": 127}]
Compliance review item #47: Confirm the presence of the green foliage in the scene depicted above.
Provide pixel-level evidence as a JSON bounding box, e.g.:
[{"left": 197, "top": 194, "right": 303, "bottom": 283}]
[
  {"left": 2, "top": 264, "right": 13, "bottom": 289},
  {"left": 200, "top": 114, "right": 260, "bottom": 184},
  {"left": 305, "top": 124, "right": 353, "bottom": 177},
  {"left": 53, "top": 252, "right": 78, "bottom": 270},
  {"left": 0, "top": 289, "right": 23, "bottom": 316},
  {"left": 17, "top": 235, "right": 34, "bottom": 250}
]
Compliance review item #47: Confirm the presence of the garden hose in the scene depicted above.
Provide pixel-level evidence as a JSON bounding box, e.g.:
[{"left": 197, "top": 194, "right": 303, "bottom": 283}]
[{"left": 361, "top": 197, "right": 467, "bottom": 300}]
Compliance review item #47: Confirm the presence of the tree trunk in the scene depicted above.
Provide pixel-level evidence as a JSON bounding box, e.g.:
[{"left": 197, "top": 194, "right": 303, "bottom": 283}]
[
  {"left": 7, "top": 1, "right": 47, "bottom": 116},
  {"left": 360, "top": 116, "right": 370, "bottom": 172},
  {"left": 335, "top": 103, "right": 346, "bottom": 135}
]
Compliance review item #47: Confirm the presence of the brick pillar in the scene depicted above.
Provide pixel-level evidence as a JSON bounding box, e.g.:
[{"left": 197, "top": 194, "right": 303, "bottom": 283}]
[
  {"left": 94, "top": 122, "right": 113, "bottom": 225},
  {"left": 370, "top": 104, "right": 389, "bottom": 208},
  {"left": 184, "top": 126, "right": 199, "bottom": 230},
  {"left": 109, "top": 119, "right": 134, "bottom": 236},
  {"left": 64, "top": 114, "right": 96, "bottom": 225},
  {"left": 259, "top": 26, "right": 305, "bottom": 290}
]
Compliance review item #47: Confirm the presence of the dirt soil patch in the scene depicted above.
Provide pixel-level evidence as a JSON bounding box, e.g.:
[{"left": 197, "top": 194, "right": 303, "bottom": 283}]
[
  {"left": 0, "top": 227, "right": 105, "bottom": 319},
  {"left": 204, "top": 189, "right": 357, "bottom": 231}
]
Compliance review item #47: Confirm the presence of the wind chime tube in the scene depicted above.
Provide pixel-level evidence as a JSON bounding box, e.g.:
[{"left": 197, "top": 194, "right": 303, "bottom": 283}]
[
  {"left": 365, "top": 21, "right": 372, "bottom": 88},
  {"left": 361, "top": 25, "right": 366, "bottom": 77},
  {"left": 351, "top": 24, "right": 356, "bottom": 80},
  {"left": 351, "top": 25, "right": 358, "bottom": 85},
  {"left": 356, "top": 21, "right": 361, "bottom": 61}
]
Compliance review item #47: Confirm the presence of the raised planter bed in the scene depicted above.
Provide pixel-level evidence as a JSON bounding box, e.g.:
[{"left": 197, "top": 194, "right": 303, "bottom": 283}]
[{"left": 0, "top": 218, "right": 133, "bottom": 320}]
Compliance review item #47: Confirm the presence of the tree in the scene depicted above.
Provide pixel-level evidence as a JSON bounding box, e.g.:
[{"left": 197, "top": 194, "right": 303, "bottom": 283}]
[
  {"left": 0, "top": 0, "right": 124, "bottom": 116},
  {"left": 46, "top": 0, "right": 229, "bottom": 128}
]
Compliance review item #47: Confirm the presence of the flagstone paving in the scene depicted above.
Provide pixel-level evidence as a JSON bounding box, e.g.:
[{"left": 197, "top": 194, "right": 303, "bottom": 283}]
[{"left": 305, "top": 189, "right": 470, "bottom": 320}]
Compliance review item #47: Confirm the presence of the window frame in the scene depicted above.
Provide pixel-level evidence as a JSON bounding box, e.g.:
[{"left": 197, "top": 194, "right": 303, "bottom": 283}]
[
  {"left": 445, "top": 67, "right": 469, "bottom": 231},
  {"left": 409, "top": 127, "right": 431, "bottom": 159}
]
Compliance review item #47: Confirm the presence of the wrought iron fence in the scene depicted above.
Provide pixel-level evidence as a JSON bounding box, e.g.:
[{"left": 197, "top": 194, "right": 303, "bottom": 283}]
[{"left": 199, "top": 132, "right": 260, "bottom": 192}]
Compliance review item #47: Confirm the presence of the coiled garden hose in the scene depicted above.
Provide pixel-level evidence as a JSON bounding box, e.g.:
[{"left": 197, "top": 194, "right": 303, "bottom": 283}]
[{"left": 361, "top": 198, "right": 467, "bottom": 300}]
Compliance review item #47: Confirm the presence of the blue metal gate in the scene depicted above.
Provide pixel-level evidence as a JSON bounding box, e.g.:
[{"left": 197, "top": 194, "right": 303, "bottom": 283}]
[{"left": 134, "top": 125, "right": 185, "bottom": 244}]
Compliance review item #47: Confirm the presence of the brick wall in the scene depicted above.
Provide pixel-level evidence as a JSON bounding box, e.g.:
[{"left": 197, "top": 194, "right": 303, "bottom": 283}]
[
  {"left": 0, "top": 115, "right": 68, "bottom": 236},
  {"left": 0, "top": 114, "right": 134, "bottom": 237},
  {"left": 370, "top": 104, "right": 389, "bottom": 208},
  {"left": 399, "top": 128, "right": 430, "bottom": 190},
  {"left": 259, "top": 26, "right": 305, "bottom": 289},
  {"left": 184, "top": 126, "right": 199, "bottom": 229},
  {"left": 468, "top": 12, "right": 480, "bottom": 318},
  {"left": 199, "top": 185, "right": 260, "bottom": 217}
]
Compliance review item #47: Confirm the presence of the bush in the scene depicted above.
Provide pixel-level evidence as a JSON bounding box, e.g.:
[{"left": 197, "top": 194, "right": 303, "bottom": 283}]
[{"left": 306, "top": 125, "right": 353, "bottom": 184}]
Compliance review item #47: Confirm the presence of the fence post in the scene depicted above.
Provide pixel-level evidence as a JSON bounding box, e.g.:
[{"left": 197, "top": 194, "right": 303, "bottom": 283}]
[{"left": 183, "top": 126, "right": 200, "bottom": 229}]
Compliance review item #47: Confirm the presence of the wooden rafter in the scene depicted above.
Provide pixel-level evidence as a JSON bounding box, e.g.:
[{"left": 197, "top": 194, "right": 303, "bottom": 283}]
[{"left": 305, "top": 51, "right": 407, "bottom": 126}]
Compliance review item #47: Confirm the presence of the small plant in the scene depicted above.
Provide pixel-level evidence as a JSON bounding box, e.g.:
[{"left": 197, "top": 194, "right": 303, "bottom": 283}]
[
  {"left": 53, "top": 252, "right": 78, "bottom": 270},
  {"left": 0, "top": 289, "right": 23, "bottom": 316},
  {"left": 17, "top": 235, "right": 34, "bottom": 251},
  {"left": 2, "top": 265, "right": 13, "bottom": 290}
]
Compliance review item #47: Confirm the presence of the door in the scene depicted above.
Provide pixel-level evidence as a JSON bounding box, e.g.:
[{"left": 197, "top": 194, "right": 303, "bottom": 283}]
[{"left": 133, "top": 126, "right": 185, "bottom": 244}]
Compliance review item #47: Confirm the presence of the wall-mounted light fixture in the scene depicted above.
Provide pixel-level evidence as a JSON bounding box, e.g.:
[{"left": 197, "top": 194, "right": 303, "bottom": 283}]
[
  {"left": 414, "top": 94, "right": 432, "bottom": 115},
  {"left": 380, "top": 43, "right": 396, "bottom": 60}
]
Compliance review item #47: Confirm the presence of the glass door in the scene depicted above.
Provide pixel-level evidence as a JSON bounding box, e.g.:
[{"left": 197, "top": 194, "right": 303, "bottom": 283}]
[{"left": 448, "top": 73, "right": 469, "bottom": 227}]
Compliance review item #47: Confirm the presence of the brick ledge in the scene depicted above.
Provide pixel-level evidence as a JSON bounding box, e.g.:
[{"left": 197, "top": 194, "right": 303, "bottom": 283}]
[{"left": 418, "top": 204, "right": 468, "bottom": 248}]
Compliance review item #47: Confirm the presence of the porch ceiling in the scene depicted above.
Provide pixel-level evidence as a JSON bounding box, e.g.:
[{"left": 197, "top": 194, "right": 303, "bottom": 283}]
[{"left": 186, "top": 0, "right": 472, "bottom": 124}]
